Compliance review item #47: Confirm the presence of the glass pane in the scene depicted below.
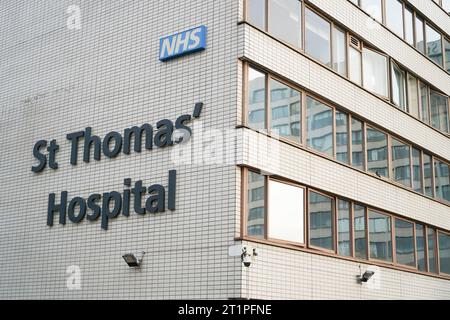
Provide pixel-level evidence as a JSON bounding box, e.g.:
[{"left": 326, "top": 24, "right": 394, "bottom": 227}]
[
  {"left": 416, "top": 224, "right": 426, "bottom": 272},
  {"left": 247, "top": 171, "right": 265, "bottom": 238},
  {"left": 270, "top": 79, "right": 301, "bottom": 142},
  {"left": 366, "top": 127, "right": 388, "bottom": 178},
  {"left": 248, "top": 67, "right": 266, "bottom": 130},
  {"left": 247, "top": 0, "right": 266, "bottom": 30},
  {"left": 391, "top": 139, "right": 411, "bottom": 187},
  {"left": 332, "top": 27, "right": 347, "bottom": 76},
  {"left": 309, "top": 191, "right": 334, "bottom": 250},
  {"left": 423, "top": 153, "right": 433, "bottom": 197},
  {"left": 428, "top": 228, "right": 437, "bottom": 273},
  {"left": 438, "top": 232, "right": 450, "bottom": 275},
  {"left": 407, "top": 74, "right": 419, "bottom": 118},
  {"left": 386, "top": 0, "right": 404, "bottom": 38},
  {"left": 430, "top": 91, "right": 449, "bottom": 133},
  {"left": 391, "top": 62, "right": 407, "bottom": 110},
  {"left": 415, "top": 16, "right": 425, "bottom": 54},
  {"left": 444, "top": 0, "right": 450, "bottom": 14},
  {"left": 354, "top": 204, "right": 367, "bottom": 259},
  {"left": 360, "top": 0, "right": 382, "bottom": 22},
  {"left": 426, "top": 24, "right": 443, "bottom": 66},
  {"left": 336, "top": 111, "right": 349, "bottom": 164},
  {"left": 362, "top": 48, "right": 388, "bottom": 97},
  {"left": 268, "top": 0, "right": 301, "bottom": 48},
  {"left": 369, "top": 210, "right": 392, "bottom": 262},
  {"left": 351, "top": 117, "right": 364, "bottom": 170},
  {"left": 412, "top": 148, "right": 423, "bottom": 193},
  {"left": 404, "top": 7, "right": 414, "bottom": 45},
  {"left": 419, "top": 83, "right": 430, "bottom": 124},
  {"left": 445, "top": 38, "right": 450, "bottom": 73},
  {"left": 338, "top": 199, "right": 351, "bottom": 257},
  {"left": 268, "top": 180, "right": 304, "bottom": 243},
  {"left": 307, "top": 96, "right": 334, "bottom": 157},
  {"left": 349, "top": 47, "right": 362, "bottom": 85},
  {"left": 434, "top": 159, "right": 450, "bottom": 202},
  {"left": 395, "top": 219, "right": 415, "bottom": 267},
  {"left": 305, "top": 8, "right": 331, "bottom": 67}
]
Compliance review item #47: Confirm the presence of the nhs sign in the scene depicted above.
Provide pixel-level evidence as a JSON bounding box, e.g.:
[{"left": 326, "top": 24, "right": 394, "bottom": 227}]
[{"left": 159, "top": 25, "right": 207, "bottom": 62}]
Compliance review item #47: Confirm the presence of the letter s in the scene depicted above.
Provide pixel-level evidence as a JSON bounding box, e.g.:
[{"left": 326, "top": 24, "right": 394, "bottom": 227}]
[
  {"left": 189, "top": 28, "right": 201, "bottom": 49},
  {"left": 32, "top": 140, "right": 47, "bottom": 173}
]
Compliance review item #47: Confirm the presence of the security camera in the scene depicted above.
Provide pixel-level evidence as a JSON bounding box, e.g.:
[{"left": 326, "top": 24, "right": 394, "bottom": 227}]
[{"left": 241, "top": 246, "right": 253, "bottom": 267}]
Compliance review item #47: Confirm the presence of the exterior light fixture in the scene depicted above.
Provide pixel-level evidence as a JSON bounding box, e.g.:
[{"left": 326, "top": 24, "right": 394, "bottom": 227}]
[
  {"left": 358, "top": 270, "right": 375, "bottom": 283},
  {"left": 122, "top": 251, "right": 145, "bottom": 267}
]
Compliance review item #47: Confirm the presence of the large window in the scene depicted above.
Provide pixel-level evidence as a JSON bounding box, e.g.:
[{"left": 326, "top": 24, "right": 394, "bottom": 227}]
[
  {"left": 395, "top": 219, "right": 415, "bottom": 267},
  {"left": 309, "top": 191, "right": 334, "bottom": 251},
  {"left": 360, "top": 0, "right": 382, "bottom": 22},
  {"left": 426, "top": 23, "right": 443, "bottom": 67},
  {"left": 412, "top": 148, "right": 422, "bottom": 193},
  {"left": 354, "top": 204, "right": 367, "bottom": 259},
  {"left": 391, "top": 62, "right": 407, "bottom": 110},
  {"left": 430, "top": 91, "right": 449, "bottom": 133},
  {"left": 332, "top": 26, "right": 347, "bottom": 77},
  {"left": 268, "top": 180, "right": 304, "bottom": 243},
  {"left": 415, "top": 16, "right": 425, "bottom": 54},
  {"left": 351, "top": 117, "right": 364, "bottom": 170},
  {"left": 444, "top": 0, "right": 450, "bottom": 14},
  {"left": 428, "top": 228, "right": 437, "bottom": 273},
  {"left": 423, "top": 153, "right": 434, "bottom": 197},
  {"left": 439, "top": 232, "right": 450, "bottom": 275},
  {"left": 391, "top": 139, "right": 411, "bottom": 187},
  {"left": 306, "top": 96, "right": 334, "bottom": 157},
  {"left": 434, "top": 159, "right": 450, "bottom": 202},
  {"left": 335, "top": 111, "right": 349, "bottom": 164},
  {"left": 445, "top": 38, "right": 450, "bottom": 73},
  {"left": 369, "top": 210, "right": 392, "bottom": 262},
  {"left": 404, "top": 7, "right": 414, "bottom": 46},
  {"left": 268, "top": 0, "right": 302, "bottom": 48},
  {"left": 305, "top": 8, "right": 331, "bottom": 67},
  {"left": 407, "top": 74, "right": 419, "bottom": 118},
  {"left": 366, "top": 127, "right": 388, "bottom": 178},
  {"left": 385, "top": 0, "right": 404, "bottom": 38},
  {"left": 349, "top": 46, "right": 362, "bottom": 85},
  {"left": 362, "top": 48, "right": 388, "bottom": 97},
  {"left": 248, "top": 67, "right": 266, "bottom": 130},
  {"left": 247, "top": 0, "right": 266, "bottom": 30},
  {"left": 416, "top": 224, "right": 426, "bottom": 272},
  {"left": 419, "top": 83, "right": 430, "bottom": 125},
  {"left": 338, "top": 199, "right": 351, "bottom": 257},
  {"left": 247, "top": 171, "right": 265, "bottom": 238}
]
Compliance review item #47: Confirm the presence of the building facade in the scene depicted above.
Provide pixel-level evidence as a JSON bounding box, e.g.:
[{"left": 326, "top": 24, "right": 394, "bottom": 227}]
[{"left": 0, "top": 0, "right": 449, "bottom": 299}]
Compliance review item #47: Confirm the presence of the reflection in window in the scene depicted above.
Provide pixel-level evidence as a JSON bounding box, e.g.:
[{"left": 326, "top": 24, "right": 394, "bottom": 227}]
[
  {"left": 305, "top": 8, "right": 331, "bottom": 67},
  {"left": 270, "top": 79, "right": 301, "bottom": 142},
  {"left": 404, "top": 7, "right": 414, "bottom": 46},
  {"left": 360, "top": 0, "right": 382, "bottom": 22},
  {"left": 354, "top": 204, "right": 367, "bottom": 259},
  {"left": 248, "top": 67, "right": 266, "bottom": 130},
  {"left": 428, "top": 228, "right": 437, "bottom": 273},
  {"left": 336, "top": 111, "right": 349, "bottom": 164},
  {"left": 438, "top": 232, "right": 450, "bottom": 275},
  {"left": 395, "top": 219, "right": 415, "bottom": 267},
  {"left": 332, "top": 26, "right": 347, "bottom": 77},
  {"left": 349, "top": 47, "right": 362, "bottom": 85},
  {"left": 338, "top": 199, "right": 351, "bottom": 257},
  {"left": 247, "top": 0, "right": 266, "bottom": 30},
  {"left": 391, "top": 139, "right": 411, "bottom": 188},
  {"left": 416, "top": 224, "right": 426, "bottom": 272},
  {"left": 351, "top": 117, "right": 364, "bottom": 170},
  {"left": 419, "top": 83, "right": 430, "bottom": 125},
  {"left": 445, "top": 38, "right": 450, "bottom": 73},
  {"left": 407, "top": 75, "right": 419, "bottom": 119},
  {"left": 247, "top": 171, "right": 265, "bottom": 238},
  {"left": 412, "top": 148, "right": 423, "bottom": 193},
  {"left": 385, "top": 0, "right": 404, "bottom": 38},
  {"left": 268, "top": 180, "right": 304, "bottom": 244},
  {"left": 415, "top": 16, "right": 425, "bottom": 54},
  {"left": 369, "top": 210, "right": 392, "bottom": 262},
  {"left": 268, "top": 0, "right": 301, "bottom": 48},
  {"left": 307, "top": 97, "right": 334, "bottom": 157},
  {"left": 309, "top": 191, "right": 334, "bottom": 250},
  {"left": 430, "top": 91, "right": 449, "bottom": 133},
  {"left": 391, "top": 62, "right": 407, "bottom": 111},
  {"left": 423, "top": 153, "right": 433, "bottom": 197},
  {"left": 362, "top": 48, "right": 388, "bottom": 97},
  {"left": 434, "top": 159, "right": 450, "bottom": 202},
  {"left": 426, "top": 24, "right": 443, "bottom": 66},
  {"left": 366, "top": 127, "right": 388, "bottom": 178}
]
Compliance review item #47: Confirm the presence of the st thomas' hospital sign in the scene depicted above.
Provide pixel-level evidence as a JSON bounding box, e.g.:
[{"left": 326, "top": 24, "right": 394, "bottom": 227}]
[{"left": 31, "top": 103, "right": 203, "bottom": 230}]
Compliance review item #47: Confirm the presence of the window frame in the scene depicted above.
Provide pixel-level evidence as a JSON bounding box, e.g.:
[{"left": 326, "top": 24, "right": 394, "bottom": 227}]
[
  {"left": 437, "top": 229, "right": 450, "bottom": 276},
  {"left": 394, "top": 217, "right": 417, "bottom": 269},
  {"left": 307, "top": 189, "right": 336, "bottom": 253}
]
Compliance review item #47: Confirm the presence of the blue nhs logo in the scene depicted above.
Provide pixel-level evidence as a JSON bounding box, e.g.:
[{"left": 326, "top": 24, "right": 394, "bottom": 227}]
[{"left": 159, "top": 25, "right": 207, "bottom": 62}]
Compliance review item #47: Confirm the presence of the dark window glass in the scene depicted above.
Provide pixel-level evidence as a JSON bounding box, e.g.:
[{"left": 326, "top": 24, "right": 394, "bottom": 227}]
[
  {"left": 268, "top": 0, "right": 302, "bottom": 48},
  {"left": 248, "top": 67, "right": 266, "bottom": 130},
  {"left": 307, "top": 97, "right": 334, "bottom": 157},
  {"left": 395, "top": 219, "right": 415, "bottom": 267},
  {"left": 247, "top": 0, "right": 266, "bottom": 30},
  {"left": 391, "top": 139, "right": 411, "bottom": 187},
  {"left": 428, "top": 228, "right": 437, "bottom": 273},
  {"left": 445, "top": 38, "right": 450, "bottom": 73},
  {"left": 438, "top": 232, "right": 450, "bottom": 275},
  {"left": 366, "top": 127, "right": 388, "bottom": 178},
  {"left": 369, "top": 210, "right": 392, "bottom": 262},
  {"left": 430, "top": 91, "right": 449, "bottom": 133},
  {"left": 423, "top": 153, "right": 433, "bottom": 197},
  {"left": 351, "top": 118, "right": 364, "bottom": 170},
  {"left": 336, "top": 111, "right": 349, "bottom": 164},
  {"left": 412, "top": 148, "right": 423, "bottom": 193},
  {"left": 354, "top": 204, "right": 367, "bottom": 259},
  {"left": 309, "top": 191, "right": 334, "bottom": 250},
  {"left": 426, "top": 24, "right": 443, "bottom": 66},
  {"left": 434, "top": 159, "right": 450, "bottom": 202},
  {"left": 305, "top": 8, "right": 331, "bottom": 67},
  {"left": 416, "top": 224, "right": 426, "bottom": 272},
  {"left": 247, "top": 171, "right": 265, "bottom": 238},
  {"left": 338, "top": 199, "right": 351, "bottom": 257}
]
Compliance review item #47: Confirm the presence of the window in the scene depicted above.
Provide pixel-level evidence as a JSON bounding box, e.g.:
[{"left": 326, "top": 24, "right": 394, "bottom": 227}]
[
  {"left": 247, "top": 171, "right": 265, "bottom": 238},
  {"left": 305, "top": 8, "right": 331, "bottom": 67},
  {"left": 395, "top": 219, "right": 415, "bottom": 267},
  {"left": 416, "top": 224, "right": 426, "bottom": 272},
  {"left": 423, "top": 153, "right": 434, "bottom": 197},
  {"left": 360, "top": 0, "right": 382, "bottom": 22},
  {"left": 270, "top": 79, "right": 301, "bottom": 142},
  {"left": 428, "top": 228, "right": 437, "bottom": 273},
  {"left": 404, "top": 7, "right": 414, "bottom": 46},
  {"left": 391, "top": 62, "right": 407, "bottom": 110},
  {"left": 407, "top": 74, "right": 419, "bottom": 118},
  {"left": 338, "top": 199, "right": 351, "bottom": 257},
  {"left": 430, "top": 91, "right": 449, "bottom": 133},
  {"left": 426, "top": 23, "right": 443, "bottom": 66},
  {"left": 351, "top": 117, "right": 364, "bottom": 170},
  {"left": 349, "top": 46, "right": 362, "bottom": 85},
  {"left": 369, "top": 210, "right": 392, "bottom": 262},
  {"left": 309, "top": 191, "right": 334, "bottom": 250},
  {"left": 354, "top": 204, "right": 367, "bottom": 259},
  {"left": 268, "top": 180, "right": 304, "bottom": 244},
  {"left": 391, "top": 139, "right": 411, "bottom": 187},
  {"left": 307, "top": 97, "right": 334, "bottom": 157},
  {"left": 362, "top": 48, "right": 388, "bottom": 97},
  {"left": 366, "top": 127, "right": 388, "bottom": 178},
  {"left": 419, "top": 83, "right": 430, "bottom": 124},
  {"left": 247, "top": 0, "right": 266, "bottom": 30},
  {"left": 438, "top": 232, "right": 450, "bottom": 275},
  {"left": 385, "top": 0, "right": 404, "bottom": 38},
  {"left": 444, "top": 0, "right": 450, "bottom": 14},
  {"left": 412, "top": 148, "right": 423, "bottom": 193},
  {"left": 268, "top": 0, "right": 302, "bottom": 48},
  {"left": 415, "top": 16, "right": 425, "bottom": 54},
  {"left": 336, "top": 111, "right": 349, "bottom": 164},
  {"left": 248, "top": 67, "right": 266, "bottom": 130},
  {"left": 445, "top": 38, "right": 450, "bottom": 73},
  {"left": 332, "top": 26, "right": 347, "bottom": 76},
  {"left": 434, "top": 159, "right": 450, "bottom": 202}
]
